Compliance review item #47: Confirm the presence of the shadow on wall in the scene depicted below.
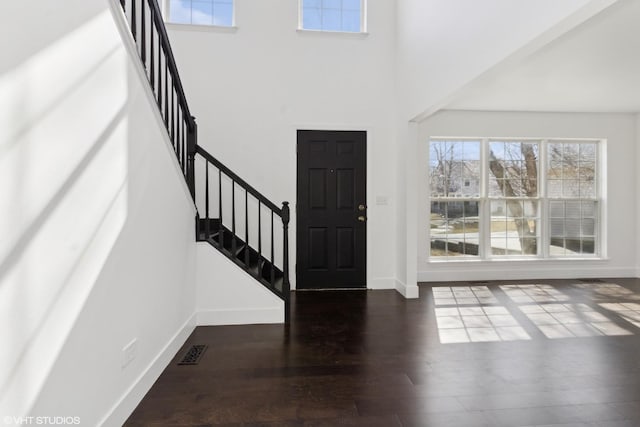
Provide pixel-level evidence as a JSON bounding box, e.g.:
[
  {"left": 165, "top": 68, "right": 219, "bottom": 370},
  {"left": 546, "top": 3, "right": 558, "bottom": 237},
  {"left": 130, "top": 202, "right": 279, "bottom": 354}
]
[{"left": 0, "top": 9, "right": 130, "bottom": 418}]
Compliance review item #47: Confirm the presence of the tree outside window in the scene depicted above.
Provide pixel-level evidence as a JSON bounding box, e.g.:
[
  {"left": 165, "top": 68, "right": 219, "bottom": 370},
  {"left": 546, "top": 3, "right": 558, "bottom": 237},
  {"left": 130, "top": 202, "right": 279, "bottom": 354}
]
[{"left": 429, "top": 139, "right": 599, "bottom": 259}]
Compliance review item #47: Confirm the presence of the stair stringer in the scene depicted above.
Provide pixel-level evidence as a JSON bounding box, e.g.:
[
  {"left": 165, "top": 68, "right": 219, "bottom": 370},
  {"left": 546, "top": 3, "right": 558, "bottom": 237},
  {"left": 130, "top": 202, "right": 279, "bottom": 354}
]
[{"left": 195, "top": 242, "right": 284, "bottom": 325}]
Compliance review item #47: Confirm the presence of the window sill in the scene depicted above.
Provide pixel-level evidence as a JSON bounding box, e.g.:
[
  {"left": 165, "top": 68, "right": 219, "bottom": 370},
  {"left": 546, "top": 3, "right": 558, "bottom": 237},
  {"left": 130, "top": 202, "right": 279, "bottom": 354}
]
[
  {"left": 165, "top": 22, "right": 238, "bottom": 33},
  {"left": 296, "top": 29, "right": 369, "bottom": 39}
]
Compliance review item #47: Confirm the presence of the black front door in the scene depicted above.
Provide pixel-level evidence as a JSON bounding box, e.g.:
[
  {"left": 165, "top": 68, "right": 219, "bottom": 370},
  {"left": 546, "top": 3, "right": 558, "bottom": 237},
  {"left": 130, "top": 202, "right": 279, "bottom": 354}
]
[{"left": 296, "top": 130, "right": 366, "bottom": 289}]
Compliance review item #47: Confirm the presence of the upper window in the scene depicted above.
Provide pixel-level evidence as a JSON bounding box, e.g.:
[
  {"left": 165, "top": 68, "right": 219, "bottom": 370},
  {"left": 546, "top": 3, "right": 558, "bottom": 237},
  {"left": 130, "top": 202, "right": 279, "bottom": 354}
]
[
  {"left": 429, "top": 138, "right": 601, "bottom": 260},
  {"left": 300, "top": 0, "right": 366, "bottom": 33},
  {"left": 168, "top": 0, "right": 234, "bottom": 26}
]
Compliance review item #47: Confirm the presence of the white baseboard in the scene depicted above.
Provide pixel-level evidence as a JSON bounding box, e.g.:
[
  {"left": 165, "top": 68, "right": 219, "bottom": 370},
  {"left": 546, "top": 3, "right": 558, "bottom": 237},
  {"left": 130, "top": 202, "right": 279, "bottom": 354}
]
[
  {"left": 418, "top": 266, "right": 637, "bottom": 283},
  {"left": 368, "top": 277, "right": 396, "bottom": 289},
  {"left": 395, "top": 279, "right": 420, "bottom": 299},
  {"left": 368, "top": 277, "right": 420, "bottom": 299},
  {"left": 98, "top": 313, "right": 197, "bottom": 427},
  {"left": 196, "top": 307, "right": 284, "bottom": 325}
]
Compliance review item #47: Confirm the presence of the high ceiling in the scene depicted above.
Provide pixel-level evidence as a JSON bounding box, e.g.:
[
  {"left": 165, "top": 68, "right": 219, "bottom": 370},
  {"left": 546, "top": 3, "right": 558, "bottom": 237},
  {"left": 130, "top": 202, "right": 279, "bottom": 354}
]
[{"left": 446, "top": 0, "right": 640, "bottom": 114}]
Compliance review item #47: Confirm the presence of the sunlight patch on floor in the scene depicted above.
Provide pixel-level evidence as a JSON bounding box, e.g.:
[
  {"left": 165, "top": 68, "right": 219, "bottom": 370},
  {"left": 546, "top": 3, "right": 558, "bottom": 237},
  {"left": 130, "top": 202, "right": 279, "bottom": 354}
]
[
  {"left": 520, "top": 303, "right": 631, "bottom": 338},
  {"left": 432, "top": 286, "right": 498, "bottom": 306},
  {"left": 435, "top": 305, "right": 531, "bottom": 344},
  {"left": 599, "top": 302, "right": 640, "bottom": 329},
  {"left": 577, "top": 283, "right": 640, "bottom": 300},
  {"left": 433, "top": 283, "right": 638, "bottom": 344},
  {"left": 500, "top": 284, "right": 570, "bottom": 303}
]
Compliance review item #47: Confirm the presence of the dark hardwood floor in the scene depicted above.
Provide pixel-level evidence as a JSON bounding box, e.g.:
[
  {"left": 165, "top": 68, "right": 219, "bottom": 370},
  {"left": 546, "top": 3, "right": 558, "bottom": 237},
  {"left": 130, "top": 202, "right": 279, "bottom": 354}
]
[{"left": 125, "top": 278, "right": 640, "bottom": 426}]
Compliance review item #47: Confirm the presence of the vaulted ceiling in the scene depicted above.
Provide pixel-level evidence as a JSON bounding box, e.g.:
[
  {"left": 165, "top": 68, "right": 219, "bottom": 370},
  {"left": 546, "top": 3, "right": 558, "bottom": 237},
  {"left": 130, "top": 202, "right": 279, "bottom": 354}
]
[{"left": 446, "top": 0, "right": 640, "bottom": 114}]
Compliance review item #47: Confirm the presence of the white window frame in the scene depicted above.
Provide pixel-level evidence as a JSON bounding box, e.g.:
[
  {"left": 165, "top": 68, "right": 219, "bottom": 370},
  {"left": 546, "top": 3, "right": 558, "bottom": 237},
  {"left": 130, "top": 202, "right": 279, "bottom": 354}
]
[
  {"left": 428, "top": 137, "right": 604, "bottom": 261},
  {"left": 298, "top": 0, "right": 368, "bottom": 34}
]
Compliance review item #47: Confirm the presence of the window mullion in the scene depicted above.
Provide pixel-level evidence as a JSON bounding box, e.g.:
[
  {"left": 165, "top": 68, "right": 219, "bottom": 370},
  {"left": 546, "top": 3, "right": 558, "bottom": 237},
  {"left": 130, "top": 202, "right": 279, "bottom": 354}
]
[
  {"left": 540, "top": 140, "right": 549, "bottom": 258},
  {"left": 596, "top": 141, "right": 604, "bottom": 258},
  {"left": 481, "top": 138, "right": 489, "bottom": 260}
]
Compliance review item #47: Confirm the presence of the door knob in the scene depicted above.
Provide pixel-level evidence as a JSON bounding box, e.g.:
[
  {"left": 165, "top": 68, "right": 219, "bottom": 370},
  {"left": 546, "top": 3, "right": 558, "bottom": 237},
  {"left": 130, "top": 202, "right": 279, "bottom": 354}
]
[
  {"left": 358, "top": 204, "right": 366, "bottom": 211},
  {"left": 357, "top": 216, "right": 367, "bottom": 222}
]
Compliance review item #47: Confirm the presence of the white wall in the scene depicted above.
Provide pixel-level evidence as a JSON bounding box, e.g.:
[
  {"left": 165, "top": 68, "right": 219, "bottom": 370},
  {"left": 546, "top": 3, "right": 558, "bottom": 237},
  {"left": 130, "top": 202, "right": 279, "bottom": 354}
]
[
  {"left": 0, "top": 2, "right": 197, "bottom": 426},
  {"left": 167, "top": 0, "right": 398, "bottom": 290},
  {"left": 394, "top": 121, "right": 420, "bottom": 297},
  {"left": 196, "top": 243, "right": 283, "bottom": 325},
  {"left": 418, "top": 110, "right": 637, "bottom": 282}
]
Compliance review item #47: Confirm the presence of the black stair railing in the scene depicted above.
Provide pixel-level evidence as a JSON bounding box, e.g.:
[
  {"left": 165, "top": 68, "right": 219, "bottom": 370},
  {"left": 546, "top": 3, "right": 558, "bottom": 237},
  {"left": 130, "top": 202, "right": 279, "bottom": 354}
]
[
  {"left": 194, "top": 147, "right": 290, "bottom": 322},
  {"left": 117, "top": 0, "right": 290, "bottom": 322},
  {"left": 118, "top": 0, "right": 196, "bottom": 197}
]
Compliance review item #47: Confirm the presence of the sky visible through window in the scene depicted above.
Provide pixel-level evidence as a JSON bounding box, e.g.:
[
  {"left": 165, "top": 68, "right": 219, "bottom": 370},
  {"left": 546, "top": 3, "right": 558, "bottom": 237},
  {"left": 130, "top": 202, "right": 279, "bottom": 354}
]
[
  {"left": 302, "top": 0, "right": 362, "bottom": 32},
  {"left": 169, "top": 0, "right": 233, "bottom": 26}
]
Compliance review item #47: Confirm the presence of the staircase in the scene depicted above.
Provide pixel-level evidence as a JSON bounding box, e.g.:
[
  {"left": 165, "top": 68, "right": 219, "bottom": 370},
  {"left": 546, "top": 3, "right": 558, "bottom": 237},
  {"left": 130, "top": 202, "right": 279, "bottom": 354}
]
[{"left": 117, "top": 0, "right": 291, "bottom": 322}]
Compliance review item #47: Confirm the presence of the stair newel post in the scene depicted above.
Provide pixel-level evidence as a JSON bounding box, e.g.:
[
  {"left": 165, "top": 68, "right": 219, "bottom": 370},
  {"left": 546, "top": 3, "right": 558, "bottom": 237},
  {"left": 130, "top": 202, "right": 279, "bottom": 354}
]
[
  {"left": 281, "top": 201, "right": 291, "bottom": 324},
  {"left": 186, "top": 116, "right": 197, "bottom": 200}
]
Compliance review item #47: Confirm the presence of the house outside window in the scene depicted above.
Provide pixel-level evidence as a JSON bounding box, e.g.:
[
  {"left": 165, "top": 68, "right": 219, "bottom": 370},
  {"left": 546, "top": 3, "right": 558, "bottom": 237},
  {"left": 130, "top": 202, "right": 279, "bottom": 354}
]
[
  {"left": 429, "top": 138, "right": 601, "bottom": 260},
  {"left": 168, "top": 0, "right": 234, "bottom": 26},
  {"left": 299, "top": 0, "right": 366, "bottom": 33}
]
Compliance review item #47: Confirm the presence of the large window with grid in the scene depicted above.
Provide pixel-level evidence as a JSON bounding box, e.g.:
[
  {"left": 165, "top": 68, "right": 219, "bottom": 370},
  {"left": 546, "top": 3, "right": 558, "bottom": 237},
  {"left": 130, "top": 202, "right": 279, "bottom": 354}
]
[
  {"left": 168, "top": 0, "right": 234, "bottom": 26},
  {"left": 299, "top": 0, "right": 366, "bottom": 33},
  {"left": 429, "top": 138, "right": 601, "bottom": 260}
]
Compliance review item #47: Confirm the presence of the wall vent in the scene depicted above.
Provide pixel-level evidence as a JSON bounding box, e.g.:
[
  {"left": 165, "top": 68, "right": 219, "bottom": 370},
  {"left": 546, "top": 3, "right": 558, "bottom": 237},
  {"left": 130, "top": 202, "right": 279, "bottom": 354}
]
[
  {"left": 578, "top": 278, "right": 604, "bottom": 283},
  {"left": 178, "top": 345, "right": 207, "bottom": 365}
]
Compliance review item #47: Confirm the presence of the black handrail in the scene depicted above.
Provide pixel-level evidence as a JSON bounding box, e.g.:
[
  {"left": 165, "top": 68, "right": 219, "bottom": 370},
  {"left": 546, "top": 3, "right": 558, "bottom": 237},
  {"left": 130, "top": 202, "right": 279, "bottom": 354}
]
[
  {"left": 120, "top": 0, "right": 194, "bottom": 129},
  {"left": 118, "top": 0, "right": 196, "bottom": 197}
]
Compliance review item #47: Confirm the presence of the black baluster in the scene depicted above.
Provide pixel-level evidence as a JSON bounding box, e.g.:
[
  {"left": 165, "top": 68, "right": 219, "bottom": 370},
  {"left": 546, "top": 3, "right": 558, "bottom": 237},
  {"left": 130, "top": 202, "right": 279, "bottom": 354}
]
[
  {"left": 231, "top": 181, "right": 236, "bottom": 257},
  {"left": 149, "top": 17, "right": 155, "bottom": 88},
  {"left": 205, "top": 160, "right": 210, "bottom": 239},
  {"left": 186, "top": 118, "right": 197, "bottom": 199},
  {"left": 176, "top": 117, "right": 181, "bottom": 165},
  {"left": 171, "top": 87, "right": 175, "bottom": 146},
  {"left": 218, "top": 169, "right": 223, "bottom": 247},
  {"left": 164, "top": 63, "right": 169, "bottom": 127},
  {"left": 176, "top": 109, "right": 181, "bottom": 158},
  {"left": 131, "top": 0, "right": 137, "bottom": 42},
  {"left": 141, "top": 0, "right": 146, "bottom": 65},
  {"left": 174, "top": 111, "right": 185, "bottom": 157},
  {"left": 157, "top": 47, "right": 162, "bottom": 107},
  {"left": 281, "top": 202, "right": 290, "bottom": 323},
  {"left": 270, "top": 211, "right": 275, "bottom": 286},
  {"left": 258, "top": 201, "right": 262, "bottom": 266},
  {"left": 181, "top": 118, "right": 186, "bottom": 174},
  {"left": 245, "top": 191, "right": 249, "bottom": 266},
  {"left": 182, "top": 118, "right": 187, "bottom": 175}
]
